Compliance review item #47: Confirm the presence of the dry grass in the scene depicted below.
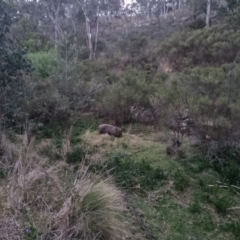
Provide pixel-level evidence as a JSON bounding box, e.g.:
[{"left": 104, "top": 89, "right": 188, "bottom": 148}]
[
  {"left": 81, "top": 129, "right": 162, "bottom": 162},
  {"left": 0, "top": 133, "right": 131, "bottom": 240},
  {"left": 0, "top": 217, "right": 24, "bottom": 240}
]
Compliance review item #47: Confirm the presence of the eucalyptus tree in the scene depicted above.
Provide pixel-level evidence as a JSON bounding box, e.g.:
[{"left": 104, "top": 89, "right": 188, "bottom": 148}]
[
  {"left": 78, "top": 0, "right": 123, "bottom": 59},
  {"left": 38, "top": 0, "right": 69, "bottom": 45}
]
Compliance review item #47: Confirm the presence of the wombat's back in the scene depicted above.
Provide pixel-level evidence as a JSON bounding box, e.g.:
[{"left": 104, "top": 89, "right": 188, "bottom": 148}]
[{"left": 98, "top": 124, "right": 122, "bottom": 138}]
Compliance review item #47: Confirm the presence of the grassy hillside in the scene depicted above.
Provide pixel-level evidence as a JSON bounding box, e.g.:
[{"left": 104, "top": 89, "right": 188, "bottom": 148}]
[
  {"left": 1, "top": 120, "right": 239, "bottom": 239},
  {"left": 1, "top": 2, "right": 240, "bottom": 240},
  {"left": 81, "top": 125, "right": 240, "bottom": 239}
]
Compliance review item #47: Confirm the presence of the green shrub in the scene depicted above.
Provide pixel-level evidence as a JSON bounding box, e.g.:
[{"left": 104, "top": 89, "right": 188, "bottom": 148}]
[
  {"left": 173, "top": 171, "right": 190, "bottom": 191},
  {"left": 38, "top": 123, "right": 64, "bottom": 139},
  {"left": 66, "top": 147, "right": 86, "bottom": 164},
  {"left": 213, "top": 160, "right": 240, "bottom": 186},
  {"left": 96, "top": 68, "right": 155, "bottom": 124},
  {"left": 213, "top": 195, "right": 232, "bottom": 215},
  {"left": 211, "top": 147, "right": 240, "bottom": 185},
  {"left": 118, "top": 33, "right": 147, "bottom": 58},
  {"left": 22, "top": 76, "right": 71, "bottom": 124},
  {"left": 188, "top": 18, "right": 206, "bottom": 30},
  {"left": 152, "top": 64, "right": 240, "bottom": 165},
  {"left": 27, "top": 49, "right": 58, "bottom": 78},
  {"left": 107, "top": 152, "right": 167, "bottom": 191},
  {"left": 188, "top": 199, "right": 202, "bottom": 214},
  {"left": 157, "top": 14, "right": 240, "bottom": 70}
]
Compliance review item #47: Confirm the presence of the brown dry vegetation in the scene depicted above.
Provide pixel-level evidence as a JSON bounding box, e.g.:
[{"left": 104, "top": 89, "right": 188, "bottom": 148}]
[{"left": 0, "top": 132, "right": 131, "bottom": 240}]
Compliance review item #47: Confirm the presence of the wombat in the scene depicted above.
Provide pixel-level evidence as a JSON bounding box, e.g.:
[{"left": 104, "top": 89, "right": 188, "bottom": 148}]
[{"left": 98, "top": 124, "right": 122, "bottom": 138}]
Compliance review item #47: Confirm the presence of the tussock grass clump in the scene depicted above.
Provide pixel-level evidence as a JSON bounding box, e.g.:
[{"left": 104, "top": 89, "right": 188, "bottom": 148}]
[
  {"left": 67, "top": 175, "right": 129, "bottom": 239},
  {"left": 0, "top": 134, "right": 130, "bottom": 240}
]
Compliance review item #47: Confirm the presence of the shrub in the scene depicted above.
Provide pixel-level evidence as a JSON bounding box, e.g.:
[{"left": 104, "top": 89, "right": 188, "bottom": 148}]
[
  {"left": 38, "top": 123, "right": 65, "bottom": 139},
  {"left": 96, "top": 68, "right": 155, "bottom": 124},
  {"left": 188, "top": 18, "right": 206, "bottom": 30},
  {"left": 152, "top": 64, "right": 240, "bottom": 162},
  {"left": 188, "top": 199, "right": 202, "bottom": 214},
  {"left": 173, "top": 171, "right": 190, "bottom": 191},
  {"left": 27, "top": 49, "right": 58, "bottom": 78},
  {"left": 212, "top": 158, "right": 240, "bottom": 186},
  {"left": 66, "top": 147, "right": 86, "bottom": 164},
  {"left": 107, "top": 151, "right": 167, "bottom": 191},
  {"left": 157, "top": 15, "right": 240, "bottom": 70},
  {"left": 212, "top": 195, "right": 232, "bottom": 215}
]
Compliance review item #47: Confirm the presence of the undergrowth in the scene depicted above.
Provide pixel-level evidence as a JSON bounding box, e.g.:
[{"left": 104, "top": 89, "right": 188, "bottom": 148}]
[
  {"left": 106, "top": 151, "right": 167, "bottom": 191},
  {"left": 0, "top": 134, "right": 131, "bottom": 240}
]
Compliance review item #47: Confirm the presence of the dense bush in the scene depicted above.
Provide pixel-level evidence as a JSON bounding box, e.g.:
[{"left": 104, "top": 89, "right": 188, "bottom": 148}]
[
  {"left": 27, "top": 49, "right": 58, "bottom": 78},
  {"left": 0, "top": 0, "right": 32, "bottom": 131},
  {"left": 157, "top": 11, "right": 240, "bottom": 71},
  {"left": 23, "top": 42, "right": 103, "bottom": 124},
  {"left": 152, "top": 64, "right": 240, "bottom": 161},
  {"left": 96, "top": 68, "right": 156, "bottom": 124},
  {"left": 22, "top": 75, "right": 71, "bottom": 124}
]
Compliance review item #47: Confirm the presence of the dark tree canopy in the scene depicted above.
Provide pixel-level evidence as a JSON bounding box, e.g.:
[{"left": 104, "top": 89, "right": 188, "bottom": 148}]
[{"left": 0, "top": 0, "right": 31, "bottom": 123}]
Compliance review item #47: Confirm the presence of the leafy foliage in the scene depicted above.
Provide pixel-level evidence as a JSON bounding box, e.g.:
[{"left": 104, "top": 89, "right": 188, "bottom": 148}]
[
  {"left": 153, "top": 64, "right": 240, "bottom": 160},
  {"left": 0, "top": 0, "right": 32, "bottom": 127},
  {"left": 97, "top": 68, "right": 156, "bottom": 124},
  {"left": 27, "top": 49, "right": 58, "bottom": 78},
  {"left": 157, "top": 11, "right": 240, "bottom": 70}
]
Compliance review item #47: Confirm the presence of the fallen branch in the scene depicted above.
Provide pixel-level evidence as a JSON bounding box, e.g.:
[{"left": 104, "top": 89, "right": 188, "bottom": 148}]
[
  {"left": 231, "top": 185, "right": 240, "bottom": 190},
  {"left": 228, "top": 207, "right": 240, "bottom": 210}
]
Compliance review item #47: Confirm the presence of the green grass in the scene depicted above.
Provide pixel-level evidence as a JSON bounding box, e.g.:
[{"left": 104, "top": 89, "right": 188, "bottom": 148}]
[{"left": 32, "top": 124, "right": 240, "bottom": 239}]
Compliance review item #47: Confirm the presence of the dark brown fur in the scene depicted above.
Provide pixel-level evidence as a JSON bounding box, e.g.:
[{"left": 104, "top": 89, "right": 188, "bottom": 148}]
[{"left": 98, "top": 124, "right": 122, "bottom": 138}]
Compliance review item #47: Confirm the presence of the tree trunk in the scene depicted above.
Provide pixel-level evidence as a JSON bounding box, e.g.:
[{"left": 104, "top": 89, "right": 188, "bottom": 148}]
[
  {"left": 84, "top": 12, "right": 93, "bottom": 59},
  {"left": 206, "top": 0, "right": 211, "bottom": 27},
  {"left": 147, "top": 0, "right": 150, "bottom": 20},
  {"left": 93, "top": 6, "right": 100, "bottom": 59}
]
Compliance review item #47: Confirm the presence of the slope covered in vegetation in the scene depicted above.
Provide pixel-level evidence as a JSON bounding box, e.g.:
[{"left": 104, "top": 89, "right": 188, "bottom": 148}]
[
  {"left": 1, "top": 0, "right": 240, "bottom": 239},
  {"left": 1, "top": 121, "right": 240, "bottom": 239}
]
